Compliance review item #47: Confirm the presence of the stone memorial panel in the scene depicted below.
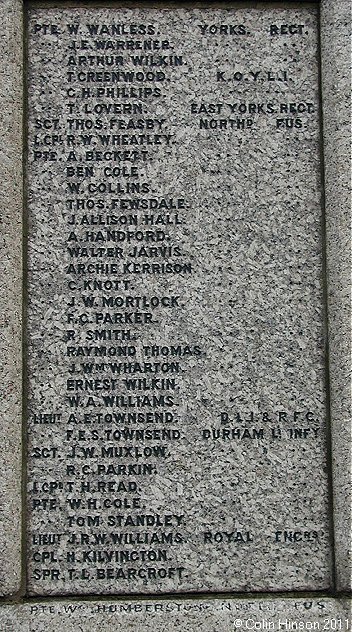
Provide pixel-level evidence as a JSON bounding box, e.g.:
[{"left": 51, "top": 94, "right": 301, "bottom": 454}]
[{"left": 27, "top": 3, "right": 333, "bottom": 596}]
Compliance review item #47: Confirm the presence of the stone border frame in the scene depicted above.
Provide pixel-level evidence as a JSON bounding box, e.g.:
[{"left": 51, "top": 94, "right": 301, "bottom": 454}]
[{"left": 0, "top": 0, "right": 350, "bottom": 620}]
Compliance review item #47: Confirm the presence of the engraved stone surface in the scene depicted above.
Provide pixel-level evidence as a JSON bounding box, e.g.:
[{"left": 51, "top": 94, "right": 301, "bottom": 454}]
[
  {"left": 27, "top": 5, "right": 332, "bottom": 595},
  {"left": 0, "top": 0, "right": 23, "bottom": 597},
  {"left": 0, "top": 597, "right": 351, "bottom": 632},
  {"left": 321, "top": 0, "right": 352, "bottom": 592}
]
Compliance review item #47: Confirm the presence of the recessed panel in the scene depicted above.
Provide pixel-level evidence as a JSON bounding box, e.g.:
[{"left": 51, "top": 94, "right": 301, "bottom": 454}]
[{"left": 27, "top": 4, "right": 331, "bottom": 595}]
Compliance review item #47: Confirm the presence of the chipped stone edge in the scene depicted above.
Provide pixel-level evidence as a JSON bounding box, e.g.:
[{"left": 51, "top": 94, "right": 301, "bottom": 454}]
[
  {"left": 0, "top": 0, "right": 23, "bottom": 597},
  {"left": 320, "top": 0, "right": 352, "bottom": 593}
]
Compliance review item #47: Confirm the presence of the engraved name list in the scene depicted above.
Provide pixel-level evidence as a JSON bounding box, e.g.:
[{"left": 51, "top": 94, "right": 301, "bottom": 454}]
[{"left": 27, "top": 5, "right": 332, "bottom": 596}]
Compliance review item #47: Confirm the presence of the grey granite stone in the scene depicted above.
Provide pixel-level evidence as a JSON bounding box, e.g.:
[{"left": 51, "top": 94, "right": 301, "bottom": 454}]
[
  {"left": 26, "top": 5, "right": 332, "bottom": 596},
  {"left": 0, "top": 0, "right": 23, "bottom": 597},
  {"left": 0, "top": 597, "right": 350, "bottom": 631},
  {"left": 320, "top": 0, "right": 352, "bottom": 593}
]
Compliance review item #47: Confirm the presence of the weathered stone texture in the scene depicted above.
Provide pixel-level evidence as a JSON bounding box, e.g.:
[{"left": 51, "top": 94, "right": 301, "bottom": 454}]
[
  {"left": 0, "top": 0, "right": 23, "bottom": 596},
  {"left": 321, "top": 0, "right": 352, "bottom": 592},
  {"left": 0, "top": 597, "right": 351, "bottom": 632}
]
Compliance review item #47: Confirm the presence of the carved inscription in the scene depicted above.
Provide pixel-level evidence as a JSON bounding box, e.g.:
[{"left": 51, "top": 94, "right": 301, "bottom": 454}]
[{"left": 27, "top": 6, "right": 332, "bottom": 594}]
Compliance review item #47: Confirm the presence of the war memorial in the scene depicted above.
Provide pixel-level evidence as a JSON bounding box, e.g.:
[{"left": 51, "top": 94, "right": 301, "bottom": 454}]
[{"left": 0, "top": 0, "right": 350, "bottom": 629}]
